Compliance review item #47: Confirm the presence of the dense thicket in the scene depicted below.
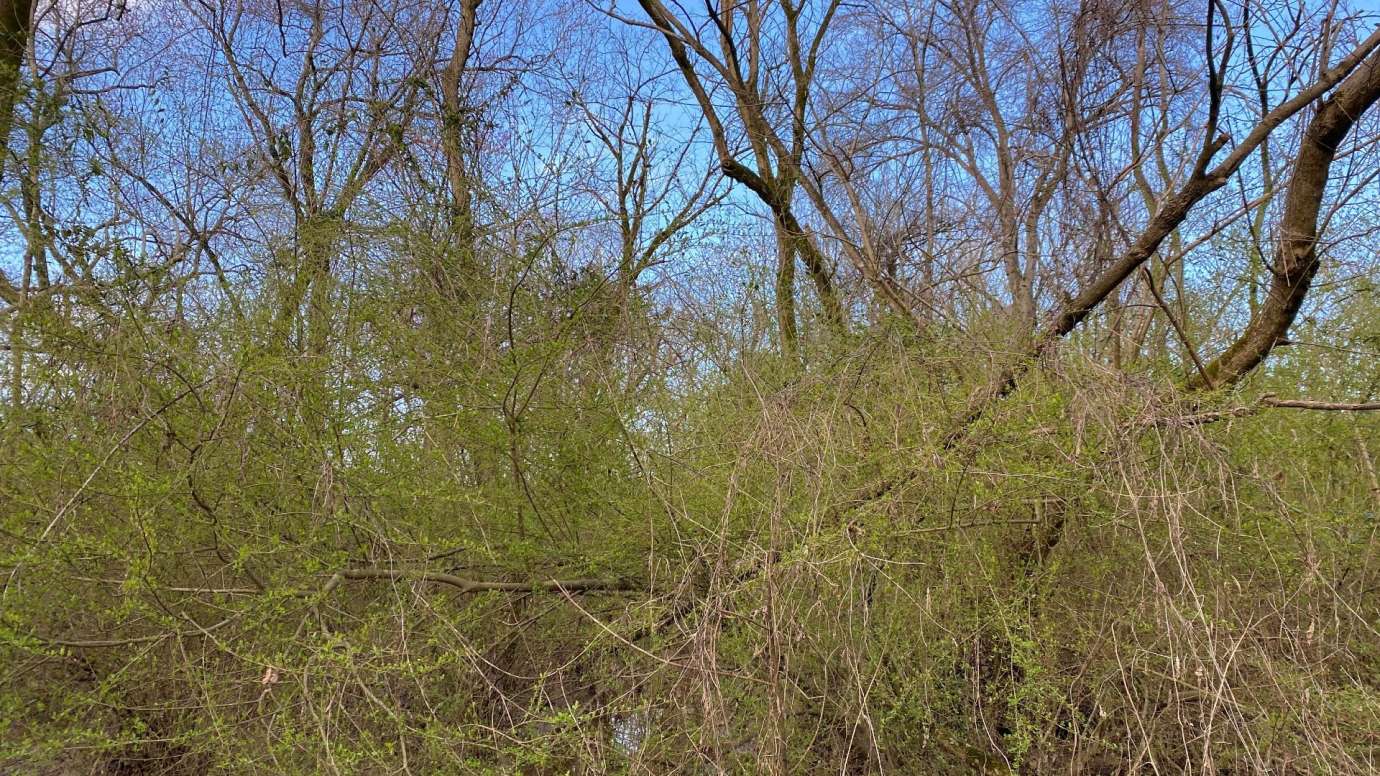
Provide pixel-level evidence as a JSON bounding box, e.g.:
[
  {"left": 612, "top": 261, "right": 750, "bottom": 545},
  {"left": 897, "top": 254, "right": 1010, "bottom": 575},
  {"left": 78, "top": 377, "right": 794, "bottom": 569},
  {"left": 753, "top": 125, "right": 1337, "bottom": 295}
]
[{"left": 2, "top": 0, "right": 1380, "bottom": 773}]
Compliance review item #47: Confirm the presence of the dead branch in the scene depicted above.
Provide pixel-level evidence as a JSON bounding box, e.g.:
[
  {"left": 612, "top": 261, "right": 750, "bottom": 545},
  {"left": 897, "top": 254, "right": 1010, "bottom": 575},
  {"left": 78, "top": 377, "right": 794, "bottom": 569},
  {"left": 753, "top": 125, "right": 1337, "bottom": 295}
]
[{"left": 320, "top": 567, "right": 640, "bottom": 596}]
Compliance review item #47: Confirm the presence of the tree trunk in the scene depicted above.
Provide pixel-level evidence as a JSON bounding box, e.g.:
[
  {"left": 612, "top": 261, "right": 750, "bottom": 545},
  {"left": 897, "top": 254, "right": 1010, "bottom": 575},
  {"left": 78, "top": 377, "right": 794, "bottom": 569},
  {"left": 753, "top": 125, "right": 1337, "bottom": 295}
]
[
  {"left": 0, "top": 0, "right": 33, "bottom": 173},
  {"left": 774, "top": 222, "right": 798, "bottom": 357},
  {"left": 1193, "top": 48, "right": 1380, "bottom": 388},
  {"left": 439, "top": 0, "right": 481, "bottom": 296}
]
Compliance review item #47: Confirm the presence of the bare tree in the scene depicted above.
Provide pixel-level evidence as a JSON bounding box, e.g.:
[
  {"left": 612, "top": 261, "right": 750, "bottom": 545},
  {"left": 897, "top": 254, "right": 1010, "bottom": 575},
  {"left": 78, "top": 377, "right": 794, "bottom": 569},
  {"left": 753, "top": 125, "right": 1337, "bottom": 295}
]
[
  {"left": 189, "top": 0, "right": 432, "bottom": 358},
  {"left": 1195, "top": 40, "right": 1380, "bottom": 387},
  {"left": 629, "top": 0, "right": 848, "bottom": 355}
]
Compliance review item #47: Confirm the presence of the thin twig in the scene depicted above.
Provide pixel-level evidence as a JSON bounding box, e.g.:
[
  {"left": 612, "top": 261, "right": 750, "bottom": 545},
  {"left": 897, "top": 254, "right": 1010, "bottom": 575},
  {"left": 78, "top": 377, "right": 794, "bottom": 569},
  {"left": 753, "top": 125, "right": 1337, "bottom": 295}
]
[{"left": 1141, "top": 266, "right": 1214, "bottom": 388}]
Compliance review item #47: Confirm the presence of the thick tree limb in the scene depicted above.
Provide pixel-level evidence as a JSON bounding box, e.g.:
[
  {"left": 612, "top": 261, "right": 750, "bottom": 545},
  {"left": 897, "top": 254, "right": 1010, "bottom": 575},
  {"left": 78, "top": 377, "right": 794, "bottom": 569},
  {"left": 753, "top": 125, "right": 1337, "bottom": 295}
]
[
  {"left": 1192, "top": 44, "right": 1380, "bottom": 387},
  {"left": 1051, "top": 27, "right": 1380, "bottom": 341},
  {"left": 23, "top": 570, "right": 638, "bottom": 649},
  {"left": 441, "top": 0, "right": 481, "bottom": 245},
  {"left": 636, "top": 0, "right": 846, "bottom": 336},
  {"left": 945, "top": 30, "right": 1380, "bottom": 446},
  {"left": 0, "top": 0, "right": 34, "bottom": 175}
]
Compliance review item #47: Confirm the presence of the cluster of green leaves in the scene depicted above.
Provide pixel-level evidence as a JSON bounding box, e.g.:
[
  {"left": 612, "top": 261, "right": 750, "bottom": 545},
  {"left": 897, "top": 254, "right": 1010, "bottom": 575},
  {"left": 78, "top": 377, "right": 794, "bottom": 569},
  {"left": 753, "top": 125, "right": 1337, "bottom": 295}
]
[{"left": 4, "top": 228, "right": 1380, "bottom": 774}]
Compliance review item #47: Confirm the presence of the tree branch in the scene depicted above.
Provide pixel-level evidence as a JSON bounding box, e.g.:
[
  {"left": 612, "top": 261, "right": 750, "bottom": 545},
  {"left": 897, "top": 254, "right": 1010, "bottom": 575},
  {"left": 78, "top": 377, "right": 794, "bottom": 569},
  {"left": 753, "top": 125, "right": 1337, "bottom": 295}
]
[
  {"left": 321, "top": 568, "right": 640, "bottom": 596},
  {"left": 1140, "top": 394, "right": 1380, "bottom": 428}
]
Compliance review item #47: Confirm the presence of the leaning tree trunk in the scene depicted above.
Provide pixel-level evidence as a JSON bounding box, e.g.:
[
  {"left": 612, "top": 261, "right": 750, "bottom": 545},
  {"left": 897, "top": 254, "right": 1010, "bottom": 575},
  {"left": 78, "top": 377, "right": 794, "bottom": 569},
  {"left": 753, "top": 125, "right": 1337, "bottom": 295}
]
[{"left": 1192, "top": 48, "right": 1380, "bottom": 388}]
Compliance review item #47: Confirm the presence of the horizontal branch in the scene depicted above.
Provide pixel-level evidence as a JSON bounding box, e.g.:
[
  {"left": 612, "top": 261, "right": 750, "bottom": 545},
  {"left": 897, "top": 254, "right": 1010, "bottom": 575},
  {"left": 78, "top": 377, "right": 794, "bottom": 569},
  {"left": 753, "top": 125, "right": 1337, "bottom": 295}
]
[
  {"left": 1260, "top": 397, "right": 1380, "bottom": 411},
  {"left": 1141, "top": 394, "right": 1380, "bottom": 428},
  {"left": 321, "top": 568, "right": 640, "bottom": 596},
  {"left": 1140, "top": 404, "right": 1260, "bottom": 429},
  {"left": 26, "top": 616, "right": 234, "bottom": 649},
  {"left": 22, "top": 569, "right": 641, "bottom": 649}
]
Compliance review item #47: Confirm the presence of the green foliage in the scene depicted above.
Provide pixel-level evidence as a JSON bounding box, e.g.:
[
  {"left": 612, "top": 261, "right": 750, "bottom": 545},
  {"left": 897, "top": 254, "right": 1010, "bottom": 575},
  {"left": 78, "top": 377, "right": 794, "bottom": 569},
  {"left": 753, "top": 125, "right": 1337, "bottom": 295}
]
[{"left": 4, "top": 189, "right": 1380, "bottom": 776}]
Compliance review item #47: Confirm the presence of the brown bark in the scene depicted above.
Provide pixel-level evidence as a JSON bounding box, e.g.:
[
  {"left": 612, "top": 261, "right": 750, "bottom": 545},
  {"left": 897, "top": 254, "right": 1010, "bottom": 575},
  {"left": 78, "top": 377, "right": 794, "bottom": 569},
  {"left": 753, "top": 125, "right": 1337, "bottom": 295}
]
[
  {"left": 1052, "top": 28, "right": 1380, "bottom": 339},
  {"left": 637, "top": 0, "right": 847, "bottom": 344},
  {"left": 0, "top": 0, "right": 33, "bottom": 171},
  {"left": 942, "top": 28, "right": 1380, "bottom": 442},
  {"left": 1192, "top": 48, "right": 1380, "bottom": 388},
  {"left": 774, "top": 223, "right": 799, "bottom": 356},
  {"left": 441, "top": 0, "right": 481, "bottom": 251},
  {"left": 1138, "top": 395, "right": 1380, "bottom": 429}
]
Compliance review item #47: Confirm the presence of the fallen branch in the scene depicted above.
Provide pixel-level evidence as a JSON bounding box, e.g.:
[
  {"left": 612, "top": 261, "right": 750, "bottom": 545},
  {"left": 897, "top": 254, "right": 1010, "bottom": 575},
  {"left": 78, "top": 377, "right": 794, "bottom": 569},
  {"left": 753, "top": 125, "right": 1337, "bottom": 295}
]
[
  {"left": 1141, "top": 394, "right": 1380, "bottom": 428},
  {"left": 21, "top": 570, "right": 639, "bottom": 650},
  {"left": 1259, "top": 397, "right": 1380, "bottom": 411},
  {"left": 320, "top": 567, "right": 640, "bottom": 596},
  {"left": 26, "top": 616, "right": 235, "bottom": 649},
  {"left": 1141, "top": 404, "right": 1260, "bottom": 429}
]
